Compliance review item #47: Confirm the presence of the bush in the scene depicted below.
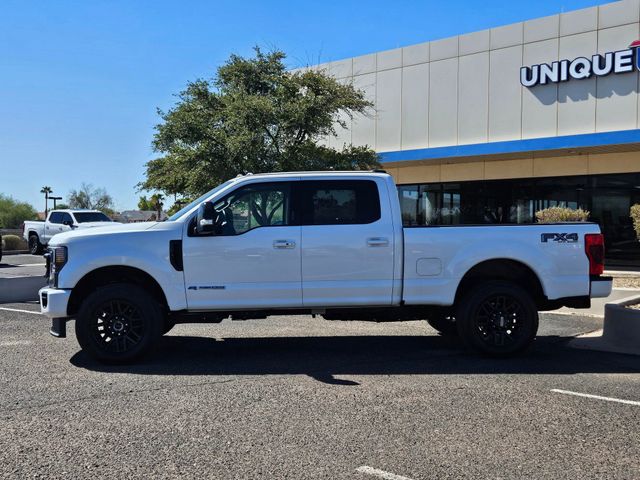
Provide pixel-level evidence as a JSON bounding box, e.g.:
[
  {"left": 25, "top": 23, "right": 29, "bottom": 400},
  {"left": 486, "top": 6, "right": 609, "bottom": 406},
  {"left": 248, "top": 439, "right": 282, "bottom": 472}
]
[
  {"left": 0, "top": 194, "right": 37, "bottom": 228},
  {"left": 631, "top": 204, "right": 640, "bottom": 240},
  {"left": 2, "top": 234, "right": 26, "bottom": 251},
  {"left": 535, "top": 207, "right": 590, "bottom": 223}
]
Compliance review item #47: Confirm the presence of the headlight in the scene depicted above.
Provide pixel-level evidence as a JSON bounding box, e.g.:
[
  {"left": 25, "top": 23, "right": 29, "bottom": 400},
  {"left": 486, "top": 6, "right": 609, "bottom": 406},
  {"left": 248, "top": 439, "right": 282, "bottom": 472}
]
[{"left": 48, "top": 246, "right": 68, "bottom": 287}]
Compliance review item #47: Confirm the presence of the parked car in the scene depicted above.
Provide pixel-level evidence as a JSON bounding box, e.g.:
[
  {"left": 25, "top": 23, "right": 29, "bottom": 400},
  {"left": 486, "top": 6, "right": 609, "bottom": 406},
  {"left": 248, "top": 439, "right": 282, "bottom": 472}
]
[
  {"left": 23, "top": 209, "right": 119, "bottom": 254},
  {"left": 39, "top": 171, "right": 612, "bottom": 363}
]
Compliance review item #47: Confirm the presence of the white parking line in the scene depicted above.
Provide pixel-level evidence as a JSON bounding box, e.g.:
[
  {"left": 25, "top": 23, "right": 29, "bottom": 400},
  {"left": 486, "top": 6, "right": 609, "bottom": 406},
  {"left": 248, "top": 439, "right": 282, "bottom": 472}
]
[
  {"left": 0, "top": 340, "right": 32, "bottom": 346},
  {"left": 0, "top": 307, "right": 42, "bottom": 315},
  {"left": 356, "top": 466, "right": 415, "bottom": 480},
  {"left": 15, "top": 263, "right": 46, "bottom": 267},
  {"left": 552, "top": 389, "right": 640, "bottom": 407}
]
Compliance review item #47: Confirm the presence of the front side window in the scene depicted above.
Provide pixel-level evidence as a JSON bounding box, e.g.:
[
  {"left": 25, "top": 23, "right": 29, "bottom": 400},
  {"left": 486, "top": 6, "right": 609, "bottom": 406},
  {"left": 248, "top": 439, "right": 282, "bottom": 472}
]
[
  {"left": 212, "top": 182, "right": 290, "bottom": 235},
  {"left": 60, "top": 213, "right": 74, "bottom": 225},
  {"left": 296, "top": 180, "right": 381, "bottom": 226}
]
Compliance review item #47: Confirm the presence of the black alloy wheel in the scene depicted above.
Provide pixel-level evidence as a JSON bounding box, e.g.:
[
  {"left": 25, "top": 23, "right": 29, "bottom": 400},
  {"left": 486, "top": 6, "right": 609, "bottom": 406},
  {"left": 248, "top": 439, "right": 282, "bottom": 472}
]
[
  {"left": 91, "top": 299, "right": 144, "bottom": 353},
  {"left": 456, "top": 281, "right": 538, "bottom": 356},
  {"left": 75, "top": 284, "right": 163, "bottom": 363}
]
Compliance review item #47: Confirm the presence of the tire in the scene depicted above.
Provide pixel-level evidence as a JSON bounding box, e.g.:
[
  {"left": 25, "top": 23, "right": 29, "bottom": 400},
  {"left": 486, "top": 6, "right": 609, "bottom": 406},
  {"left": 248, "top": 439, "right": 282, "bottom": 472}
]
[
  {"left": 29, "top": 234, "right": 43, "bottom": 255},
  {"left": 455, "top": 281, "right": 538, "bottom": 357},
  {"left": 75, "top": 283, "right": 163, "bottom": 364},
  {"left": 427, "top": 313, "right": 458, "bottom": 336}
]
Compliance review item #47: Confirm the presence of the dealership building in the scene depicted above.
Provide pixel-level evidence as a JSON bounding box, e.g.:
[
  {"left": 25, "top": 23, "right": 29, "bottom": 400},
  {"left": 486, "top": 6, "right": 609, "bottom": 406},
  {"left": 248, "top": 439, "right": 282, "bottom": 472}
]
[{"left": 315, "top": 0, "right": 640, "bottom": 265}]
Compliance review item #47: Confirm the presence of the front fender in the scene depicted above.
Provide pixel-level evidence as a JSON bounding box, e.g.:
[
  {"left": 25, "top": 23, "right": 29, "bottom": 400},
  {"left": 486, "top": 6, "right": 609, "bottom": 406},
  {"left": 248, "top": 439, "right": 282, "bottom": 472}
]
[{"left": 57, "top": 231, "right": 187, "bottom": 311}]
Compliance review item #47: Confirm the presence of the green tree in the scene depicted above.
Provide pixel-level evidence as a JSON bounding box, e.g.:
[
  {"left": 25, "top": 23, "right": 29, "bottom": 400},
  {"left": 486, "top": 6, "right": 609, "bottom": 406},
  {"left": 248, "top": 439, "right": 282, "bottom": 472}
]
[
  {"left": 137, "top": 196, "right": 152, "bottom": 210},
  {"left": 68, "top": 183, "right": 114, "bottom": 215},
  {"left": 138, "top": 194, "right": 164, "bottom": 219},
  {"left": 140, "top": 47, "right": 380, "bottom": 198},
  {"left": 0, "top": 194, "right": 38, "bottom": 228}
]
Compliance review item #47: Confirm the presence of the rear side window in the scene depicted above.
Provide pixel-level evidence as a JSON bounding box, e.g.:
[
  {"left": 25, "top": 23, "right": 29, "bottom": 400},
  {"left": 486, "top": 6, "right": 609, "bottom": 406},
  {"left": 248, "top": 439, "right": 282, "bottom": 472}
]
[
  {"left": 295, "top": 180, "right": 381, "bottom": 225},
  {"left": 48, "top": 212, "right": 63, "bottom": 224}
]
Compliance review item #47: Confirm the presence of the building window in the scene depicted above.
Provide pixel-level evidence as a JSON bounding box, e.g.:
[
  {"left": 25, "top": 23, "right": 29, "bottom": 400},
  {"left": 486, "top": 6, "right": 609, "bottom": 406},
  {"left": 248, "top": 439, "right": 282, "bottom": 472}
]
[{"left": 397, "top": 172, "right": 640, "bottom": 266}]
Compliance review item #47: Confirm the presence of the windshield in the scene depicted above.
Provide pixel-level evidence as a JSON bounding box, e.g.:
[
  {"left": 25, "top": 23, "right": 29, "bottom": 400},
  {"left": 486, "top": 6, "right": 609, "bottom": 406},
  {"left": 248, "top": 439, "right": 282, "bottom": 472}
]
[
  {"left": 166, "top": 179, "right": 236, "bottom": 221},
  {"left": 74, "top": 212, "right": 112, "bottom": 223}
]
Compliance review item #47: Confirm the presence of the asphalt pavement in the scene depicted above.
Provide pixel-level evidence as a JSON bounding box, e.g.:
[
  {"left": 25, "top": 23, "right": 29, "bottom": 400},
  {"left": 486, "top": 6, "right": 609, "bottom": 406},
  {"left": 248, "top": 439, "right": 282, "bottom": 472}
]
[{"left": 0, "top": 304, "right": 638, "bottom": 479}]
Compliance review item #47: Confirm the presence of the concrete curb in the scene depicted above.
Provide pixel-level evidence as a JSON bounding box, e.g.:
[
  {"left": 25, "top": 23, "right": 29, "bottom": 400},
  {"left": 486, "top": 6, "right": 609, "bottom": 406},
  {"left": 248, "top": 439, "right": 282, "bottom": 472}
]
[
  {"left": 0, "top": 276, "right": 47, "bottom": 303},
  {"left": 569, "top": 293, "right": 640, "bottom": 356},
  {"left": 2, "top": 250, "right": 30, "bottom": 256}
]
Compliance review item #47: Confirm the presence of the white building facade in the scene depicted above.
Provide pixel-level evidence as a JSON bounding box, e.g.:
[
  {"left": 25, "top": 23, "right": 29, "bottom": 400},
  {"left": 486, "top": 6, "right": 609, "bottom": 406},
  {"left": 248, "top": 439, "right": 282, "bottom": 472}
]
[{"left": 315, "top": 0, "right": 640, "bottom": 265}]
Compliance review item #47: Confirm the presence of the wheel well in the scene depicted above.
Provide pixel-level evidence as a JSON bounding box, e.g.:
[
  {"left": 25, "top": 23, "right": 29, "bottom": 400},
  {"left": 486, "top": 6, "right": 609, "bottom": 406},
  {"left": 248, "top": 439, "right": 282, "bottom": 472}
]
[
  {"left": 28, "top": 231, "right": 39, "bottom": 238},
  {"left": 454, "top": 259, "right": 545, "bottom": 308},
  {"left": 67, "top": 266, "right": 169, "bottom": 316}
]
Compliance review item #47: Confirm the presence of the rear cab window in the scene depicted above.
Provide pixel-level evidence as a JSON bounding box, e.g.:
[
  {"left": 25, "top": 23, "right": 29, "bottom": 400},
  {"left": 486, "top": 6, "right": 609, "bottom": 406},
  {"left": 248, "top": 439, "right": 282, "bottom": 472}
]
[
  {"left": 293, "top": 180, "right": 381, "bottom": 225},
  {"left": 48, "top": 212, "right": 63, "bottom": 224}
]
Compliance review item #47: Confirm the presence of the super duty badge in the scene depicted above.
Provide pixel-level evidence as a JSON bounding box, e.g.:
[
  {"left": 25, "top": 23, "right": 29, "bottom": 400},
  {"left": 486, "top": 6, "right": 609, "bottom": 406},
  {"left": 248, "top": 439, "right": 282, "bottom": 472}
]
[{"left": 541, "top": 233, "right": 579, "bottom": 243}]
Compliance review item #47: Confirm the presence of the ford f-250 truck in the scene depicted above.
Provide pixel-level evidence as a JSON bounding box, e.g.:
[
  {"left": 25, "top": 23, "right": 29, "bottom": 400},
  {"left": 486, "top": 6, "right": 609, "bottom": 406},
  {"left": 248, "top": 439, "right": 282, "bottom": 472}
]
[
  {"left": 39, "top": 171, "right": 612, "bottom": 363},
  {"left": 24, "top": 209, "right": 118, "bottom": 254}
]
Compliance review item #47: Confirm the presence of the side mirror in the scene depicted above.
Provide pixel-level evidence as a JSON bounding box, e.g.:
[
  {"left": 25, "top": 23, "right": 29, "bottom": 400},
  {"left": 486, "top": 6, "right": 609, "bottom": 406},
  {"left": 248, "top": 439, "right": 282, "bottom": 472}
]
[
  {"left": 62, "top": 220, "right": 73, "bottom": 227},
  {"left": 196, "top": 202, "right": 224, "bottom": 235}
]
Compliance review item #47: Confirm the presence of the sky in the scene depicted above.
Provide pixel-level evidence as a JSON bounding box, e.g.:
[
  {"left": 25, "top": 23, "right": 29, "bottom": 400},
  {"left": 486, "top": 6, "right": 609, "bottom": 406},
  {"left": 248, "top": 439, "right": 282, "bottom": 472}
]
[{"left": 0, "top": 0, "right": 606, "bottom": 212}]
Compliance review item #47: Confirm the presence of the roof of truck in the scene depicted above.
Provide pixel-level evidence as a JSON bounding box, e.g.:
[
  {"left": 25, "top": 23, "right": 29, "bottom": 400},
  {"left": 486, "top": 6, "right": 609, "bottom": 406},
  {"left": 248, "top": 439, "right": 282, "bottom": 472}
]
[
  {"left": 52, "top": 209, "right": 103, "bottom": 212},
  {"left": 233, "top": 170, "right": 390, "bottom": 179}
]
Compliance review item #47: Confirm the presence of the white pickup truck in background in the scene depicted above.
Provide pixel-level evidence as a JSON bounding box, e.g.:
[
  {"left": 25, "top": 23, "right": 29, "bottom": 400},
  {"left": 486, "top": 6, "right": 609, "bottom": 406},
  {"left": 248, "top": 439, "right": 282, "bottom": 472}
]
[
  {"left": 38, "top": 171, "right": 612, "bottom": 363},
  {"left": 23, "top": 209, "right": 118, "bottom": 254}
]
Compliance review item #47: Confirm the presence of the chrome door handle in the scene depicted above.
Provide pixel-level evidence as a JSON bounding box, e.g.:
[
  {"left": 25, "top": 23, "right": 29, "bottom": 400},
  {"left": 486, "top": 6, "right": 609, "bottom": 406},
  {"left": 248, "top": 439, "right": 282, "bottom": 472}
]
[
  {"left": 273, "top": 240, "right": 296, "bottom": 249},
  {"left": 367, "top": 237, "right": 389, "bottom": 247}
]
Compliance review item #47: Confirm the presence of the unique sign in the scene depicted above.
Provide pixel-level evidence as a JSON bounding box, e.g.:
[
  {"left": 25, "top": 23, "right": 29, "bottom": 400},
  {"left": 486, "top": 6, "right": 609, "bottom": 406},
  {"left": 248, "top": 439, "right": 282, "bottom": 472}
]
[{"left": 520, "top": 41, "right": 640, "bottom": 87}]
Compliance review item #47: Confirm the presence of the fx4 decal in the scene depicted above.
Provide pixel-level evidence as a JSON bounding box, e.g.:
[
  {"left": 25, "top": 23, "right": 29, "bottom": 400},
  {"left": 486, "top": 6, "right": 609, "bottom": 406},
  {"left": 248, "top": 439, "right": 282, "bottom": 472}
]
[{"left": 541, "top": 233, "right": 579, "bottom": 243}]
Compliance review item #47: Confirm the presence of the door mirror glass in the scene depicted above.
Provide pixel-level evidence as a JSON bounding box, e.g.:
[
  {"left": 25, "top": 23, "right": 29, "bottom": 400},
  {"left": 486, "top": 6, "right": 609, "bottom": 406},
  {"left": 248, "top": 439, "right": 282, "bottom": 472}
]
[{"left": 196, "top": 202, "right": 224, "bottom": 235}]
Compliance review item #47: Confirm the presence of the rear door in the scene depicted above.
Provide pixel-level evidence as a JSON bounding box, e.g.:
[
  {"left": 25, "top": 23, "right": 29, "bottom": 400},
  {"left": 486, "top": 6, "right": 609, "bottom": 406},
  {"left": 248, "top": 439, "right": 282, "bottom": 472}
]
[{"left": 295, "top": 179, "right": 395, "bottom": 307}]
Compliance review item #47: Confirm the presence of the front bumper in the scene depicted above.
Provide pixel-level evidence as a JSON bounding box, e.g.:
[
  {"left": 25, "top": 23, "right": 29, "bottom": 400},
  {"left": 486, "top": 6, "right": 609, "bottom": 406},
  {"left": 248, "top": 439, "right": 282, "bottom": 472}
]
[
  {"left": 590, "top": 276, "right": 613, "bottom": 298},
  {"left": 39, "top": 287, "right": 71, "bottom": 338},
  {"left": 39, "top": 287, "right": 71, "bottom": 318}
]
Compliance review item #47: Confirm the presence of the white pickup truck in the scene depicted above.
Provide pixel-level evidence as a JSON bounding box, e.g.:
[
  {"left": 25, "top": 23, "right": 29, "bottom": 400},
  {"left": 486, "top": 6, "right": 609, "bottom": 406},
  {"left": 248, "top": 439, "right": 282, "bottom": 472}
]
[
  {"left": 23, "top": 209, "right": 117, "bottom": 254},
  {"left": 39, "top": 171, "right": 612, "bottom": 363}
]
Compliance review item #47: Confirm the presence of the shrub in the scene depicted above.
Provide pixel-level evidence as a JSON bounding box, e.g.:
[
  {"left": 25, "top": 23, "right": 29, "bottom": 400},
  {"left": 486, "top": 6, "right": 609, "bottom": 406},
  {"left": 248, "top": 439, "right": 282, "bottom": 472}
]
[
  {"left": 2, "top": 234, "right": 26, "bottom": 251},
  {"left": 631, "top": 204, "right": 640, "bottom": 240},
  {"left": 0, "top": 194, "right": 37, "bottom": 228},
  {"left": 535, "top": 207, "right": 590, "bottom": 223}
]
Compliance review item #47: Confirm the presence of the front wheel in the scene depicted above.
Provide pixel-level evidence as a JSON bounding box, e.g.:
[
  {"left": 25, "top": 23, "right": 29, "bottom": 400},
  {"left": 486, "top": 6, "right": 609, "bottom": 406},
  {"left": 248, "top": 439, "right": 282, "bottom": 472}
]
[
  {"left": 456, "top": 281, "right": 538, "bottom": 357},
  {"left": 75, "top": 284, "right": 163, "bottom": 363}
]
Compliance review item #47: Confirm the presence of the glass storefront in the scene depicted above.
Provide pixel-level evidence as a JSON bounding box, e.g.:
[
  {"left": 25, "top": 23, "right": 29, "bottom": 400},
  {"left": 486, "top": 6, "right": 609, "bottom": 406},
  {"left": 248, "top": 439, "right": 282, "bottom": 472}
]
[{"left": 397, "top": 172, "right": 640, "bottom": 266}]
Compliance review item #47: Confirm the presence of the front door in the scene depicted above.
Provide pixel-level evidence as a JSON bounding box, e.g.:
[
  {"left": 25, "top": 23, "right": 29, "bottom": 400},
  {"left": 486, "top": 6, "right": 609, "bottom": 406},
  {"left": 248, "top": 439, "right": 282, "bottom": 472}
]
[
  {"left": 296, "top": 179, "right": 395, "bottom": 307},
  {"left": 183, "top": 181, "right": 301, "bottom": 310}
]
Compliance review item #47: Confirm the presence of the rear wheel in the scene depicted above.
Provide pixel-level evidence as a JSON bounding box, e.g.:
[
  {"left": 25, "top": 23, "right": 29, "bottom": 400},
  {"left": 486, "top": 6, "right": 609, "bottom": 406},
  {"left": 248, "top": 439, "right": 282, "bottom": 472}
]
[
  {"left": 29, "top": 234, "right": 43, "bottom": 255},
  {"left": 456, "top": 281, "right": 538, "bottom": 356},
  {"left": 75, "top": 283, "right": 163, "bottom": 363}
]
